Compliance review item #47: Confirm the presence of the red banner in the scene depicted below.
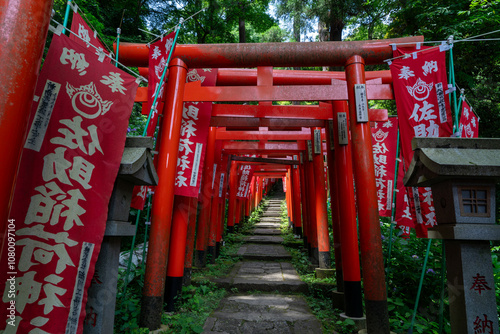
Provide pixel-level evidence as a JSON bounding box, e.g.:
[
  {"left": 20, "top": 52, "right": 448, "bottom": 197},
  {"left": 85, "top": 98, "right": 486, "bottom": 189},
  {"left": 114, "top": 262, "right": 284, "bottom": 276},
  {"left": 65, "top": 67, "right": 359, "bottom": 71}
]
[
  {"left": 459, "top": 99, "right": 479, "bottom": 138},
  {"left": 395, "top": 158, "right": 414, "bottom": 238},
  {"left": 70, "top": 11, "right": 110, "bottom": 62},
  {"left": 0, "top": 34, "right": 138, "bottom": 333},
  {"left": 129, "top": 34, "right": 177, "bottom": 209},
  {"left": 146, "top": 32, "right": 176, "bottom": 136},
  {"left": 236, "top": 164, "right": 256, "bottom": 199},
  {"left": 371, "top": 117, "right": 398, "bottom": 217},
  {"left": 390, "top": 45, "right": 453, "bottom": 237},
  {"left": 174, "top": 68, "right": 217, "bottom": 197}
]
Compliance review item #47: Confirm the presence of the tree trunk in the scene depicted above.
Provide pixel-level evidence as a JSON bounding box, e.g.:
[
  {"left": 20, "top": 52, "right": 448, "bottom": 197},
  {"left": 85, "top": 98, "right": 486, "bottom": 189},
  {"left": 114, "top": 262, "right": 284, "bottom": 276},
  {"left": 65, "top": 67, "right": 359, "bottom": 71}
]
[{"left": 239, "top": 18, "right": 246, "bottom": 43}]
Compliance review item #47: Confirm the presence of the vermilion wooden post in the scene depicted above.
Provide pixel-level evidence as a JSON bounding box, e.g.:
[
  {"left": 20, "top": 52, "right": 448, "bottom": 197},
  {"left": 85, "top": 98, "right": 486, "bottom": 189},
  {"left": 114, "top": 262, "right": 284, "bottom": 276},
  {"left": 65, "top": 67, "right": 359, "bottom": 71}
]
[
  {"left": 216, "top": 157, "right": 229, "bottom": 255},
  {"left": 165, "top": 196, "right": 192, "bottom": 311},
  {"left": 227, "top": 160, "right": 238, "bottom": 233},
  {"left": 305, "top": 140, "right": 319, "bottom": 265},
  {"left": 141, "top": 58, "right": 187, "bottom": 330},
  {"left": 195, "top": 127, "right": 217, "bottom": 267},
  {"left": 345, "top": 56, "right": 389, "bottom": 333},
  {"left": 333, "top": 100, "right": 363, "bottom": 317},
  {"left": 183, "top": 197, "right": 198, "bottom": 285},
  {"left": 0, "top": 0, "right": 53, "bottom": 256},
  {"left": 257, "top": 177, "right": 263, "bottom": 206},
  {"left": 325, "top": 118, "right": 344, "bottom": 292},
  {"left": 249, "top": 176, "right": 256, "bottom": 214},
  {"left": 311, "top": 127, "right": 331, "bottom": 269},
  {"left": 245, "top": 196, "right": 251, "bottom": 218},
  {"left": 291, "top": 157, "right": 302, "bottom": 237},
  {"left": 208, "top": 159, "right": 222, "bottom": 263},
  {"left": 286, "top": 169, "right": 293, "bottom": 228},
  {"left": 299, "top": 153, "right": 310, "bottom": 250}
]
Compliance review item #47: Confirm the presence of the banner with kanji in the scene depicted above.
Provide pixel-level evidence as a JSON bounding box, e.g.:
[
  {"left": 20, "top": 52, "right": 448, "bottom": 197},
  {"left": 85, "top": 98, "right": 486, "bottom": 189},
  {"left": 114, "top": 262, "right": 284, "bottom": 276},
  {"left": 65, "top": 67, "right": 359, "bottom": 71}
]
[
  {"left": 129, "top": 34, "right": 177, "bottom": 210},
  {"left": 70, "top": 11, "right": 110, "bottom": 62},
  {"left": 371, "top": 117, "right": 398, "bottom": 217},
  {"left": 146, "top": 32, "right": 176, "bottom": 136},
  {"left": 390, "top": 45, "right": 453, "bottom": 237},
  {"left": 0, "top": 34, "right": 138, "bottom": 333},
  {"left": 459, "top": 98, "right": 479, "bottom": 138},
  {"left": 174, "top": 68, "right": 217, "bottom": 197},
  {"left": 236, "top": 164, "right": 256, "bottom": 199},
  {"left": 395, "top": 158, "right": 414, "bottom": 238}
]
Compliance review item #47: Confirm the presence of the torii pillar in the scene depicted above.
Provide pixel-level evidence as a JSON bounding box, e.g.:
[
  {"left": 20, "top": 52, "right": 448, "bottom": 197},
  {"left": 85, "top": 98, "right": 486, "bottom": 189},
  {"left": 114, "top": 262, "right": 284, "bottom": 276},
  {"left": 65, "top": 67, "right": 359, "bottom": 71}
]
[
  {"left": 140, "top": 58, "right": 187, "bottom": 330},
  {"left": 0, "top": 0, "right": 53, "bottom": 255},
  {"left": 345, "top": 56, "right": 389, "bottom": 333}
]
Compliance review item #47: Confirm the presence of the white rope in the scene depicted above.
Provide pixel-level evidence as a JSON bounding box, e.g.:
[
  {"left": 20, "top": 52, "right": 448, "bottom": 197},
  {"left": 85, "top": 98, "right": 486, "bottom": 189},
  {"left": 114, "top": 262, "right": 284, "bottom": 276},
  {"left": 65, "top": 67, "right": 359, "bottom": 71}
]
[
  {"left": 389, "top": 40, "right": 446, "bottom": 46},
  {"left": 456, "top": 28, "right": 500, "bottom": 42},
  {"left": 50, "top": 19, "right": 147, "bottom": 83},
  {"left": 455, "top": 38, "right": 500, "bottom": 42},
  {"left": 384, "top": 45, "right": 443, "bottom": 64},
  {"left": 145, "top": 7, "right": 206, "bottom": 45},
  {"left": 138, "top": 28, "right": 161, "bottom": 38}
]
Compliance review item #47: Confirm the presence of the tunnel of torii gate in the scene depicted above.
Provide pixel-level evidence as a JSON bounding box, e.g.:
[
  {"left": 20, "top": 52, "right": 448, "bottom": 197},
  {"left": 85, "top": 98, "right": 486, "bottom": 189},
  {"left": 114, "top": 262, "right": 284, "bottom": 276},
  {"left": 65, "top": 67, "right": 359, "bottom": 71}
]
[{"left": 117, "top": 35, "right": 424, "bottom": 333}]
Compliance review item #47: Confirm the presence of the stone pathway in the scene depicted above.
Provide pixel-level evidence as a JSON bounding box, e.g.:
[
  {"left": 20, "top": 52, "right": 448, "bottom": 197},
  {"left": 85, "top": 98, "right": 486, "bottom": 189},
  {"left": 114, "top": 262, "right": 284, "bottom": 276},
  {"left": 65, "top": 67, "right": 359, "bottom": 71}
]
[{"left": 203, "top": 194, "right": 323, "bottom": 333}]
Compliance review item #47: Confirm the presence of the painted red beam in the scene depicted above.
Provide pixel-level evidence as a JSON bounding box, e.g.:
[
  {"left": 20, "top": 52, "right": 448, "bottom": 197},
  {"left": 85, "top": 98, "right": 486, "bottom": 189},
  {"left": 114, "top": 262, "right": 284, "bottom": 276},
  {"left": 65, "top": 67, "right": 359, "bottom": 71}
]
[
  {"left": 213, "top": 104, "right": 332, "bottom": 119},
  {"left": 137, "top": 67, "right": 393, "bottom": 85},
  {"left": 223, "top": 141, "right": 305, "bottom": 151},
  {"left": 230, "top": 156, "right": 298, "bottom": 165},
  {"left": 255, "top": 165, "right": 290, "bottom": 171},
  {"left": 116, "top": 36, "right": 423, "bottom": 68},
  {"left": 216, "top": 68, "right": 393, "bottom": 85},
  {"left": 211, "top": 117, "right": 325, "bottom": 129},
  {"left": 211, "top": 105, "right": 388, "bottom": 123},
  {"left": 253, "top": 172, "right": 287, "bottom": 177},
  {"left": 217, "top": 129, "right": 311, "bottom": 141},
  {"left": 184, "top": 81, "right": 393, "bottom": 102}
]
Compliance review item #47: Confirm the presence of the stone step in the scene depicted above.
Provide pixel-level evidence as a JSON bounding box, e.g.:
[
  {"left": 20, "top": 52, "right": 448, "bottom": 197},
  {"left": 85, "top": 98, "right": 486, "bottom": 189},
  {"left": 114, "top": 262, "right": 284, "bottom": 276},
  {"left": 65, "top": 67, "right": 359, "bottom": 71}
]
[
  {"left": 262, "top": 212, "right": 281, "bottom": 217},
  {"left": 263, "top": 208, "right": 281, "bottom": 212},
  {"left": 237, "top": 244, "right": 291, "bottom": 260},
  {"left": 254, "top": 222, "right": 281, "bottom": 229},
  {"left": 259, "top": 217, "right": 281, "bottom": 223},
  {"left": 243, "top": 235, "right": 283, "bottom": 244},
  {"left": 212, "top": 261, "right": 306, "bottom": 293},
  {"left": 253, "top": 228, "right": 281, "bottom": 235},
  {"left": 202, "top": 294, "right": 322, "bottom": 334}
]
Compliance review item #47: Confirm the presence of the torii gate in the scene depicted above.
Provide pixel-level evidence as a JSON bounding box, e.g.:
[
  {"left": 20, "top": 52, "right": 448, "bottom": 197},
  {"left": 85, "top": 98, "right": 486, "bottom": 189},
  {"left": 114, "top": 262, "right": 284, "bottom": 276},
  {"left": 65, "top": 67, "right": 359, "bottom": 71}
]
[
  {"left": 117, "top": 35, "right": 423, "bottom": 334},
  {"left": 0, "top": 4, "right": 423, "bottom": 333}
]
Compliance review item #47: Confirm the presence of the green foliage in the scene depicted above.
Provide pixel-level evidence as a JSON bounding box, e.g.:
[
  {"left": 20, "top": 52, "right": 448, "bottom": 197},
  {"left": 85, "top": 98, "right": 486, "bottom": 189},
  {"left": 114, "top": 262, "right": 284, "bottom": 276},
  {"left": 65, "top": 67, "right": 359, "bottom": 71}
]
[
  {"left": 147, "top": 0, "right": 277, "bottom": 44},
  {"left": 162, "top": 283, "right": 226, "bottom": 333},
  {"left": 381, "top": 217, "right": 451, "bottom": 333},
  {"left": 115, "top": 266, "right": 149, "bottom": 333}
]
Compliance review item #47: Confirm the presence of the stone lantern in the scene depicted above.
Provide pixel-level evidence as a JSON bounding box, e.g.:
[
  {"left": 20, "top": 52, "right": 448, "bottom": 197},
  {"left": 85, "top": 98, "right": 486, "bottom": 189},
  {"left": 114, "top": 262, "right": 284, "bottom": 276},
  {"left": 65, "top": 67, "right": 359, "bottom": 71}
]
[
  {"left": 404, "top": 137, "right": 500, "bottom": 334},
  {"left": 83, "top": 137, "right": 158, "bottom": 334}
]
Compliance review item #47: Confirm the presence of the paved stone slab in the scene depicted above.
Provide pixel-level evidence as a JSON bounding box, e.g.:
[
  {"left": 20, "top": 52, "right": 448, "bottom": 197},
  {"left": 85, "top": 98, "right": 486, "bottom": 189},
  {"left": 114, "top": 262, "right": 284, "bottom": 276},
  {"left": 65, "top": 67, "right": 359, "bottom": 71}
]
[
  {"left": 254, "top": 222, "right": 281, "bottom": 229},
  {"left": 202, "top": 294, "right": 322, "bottom": 333},
  {"left": 213, "top": 261, "right": 307, "bottom": 293},
  {"left": 253, "top": 228, "right": 281, "bottom": 235},
  {"left": 243, "top": 235, "right": 284, "bottom": 244},
  {"left": 237, "top": 244, "right": 291, "bottom": 260},
  {"left": 262, "top": 212, "right": 282, "bottom": 217},
  {"left": 259, "top": 217, "right": 281, "bottom": 222},
  {"left": 264, "top": 206, "right": 281, "bottom": 211}
]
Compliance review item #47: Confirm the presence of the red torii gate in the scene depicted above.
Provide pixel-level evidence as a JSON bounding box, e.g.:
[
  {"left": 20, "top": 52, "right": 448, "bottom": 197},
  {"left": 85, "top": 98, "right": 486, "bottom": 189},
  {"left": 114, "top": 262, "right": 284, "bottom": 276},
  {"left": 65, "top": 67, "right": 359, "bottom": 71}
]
[
  {"left": 117, "top": 35, "right": 423, "bottom": 334},
  {"left": 0, "top": 5, "right": 423, "bottom": 333}
]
